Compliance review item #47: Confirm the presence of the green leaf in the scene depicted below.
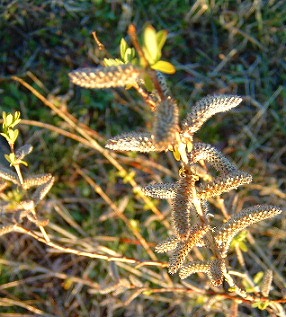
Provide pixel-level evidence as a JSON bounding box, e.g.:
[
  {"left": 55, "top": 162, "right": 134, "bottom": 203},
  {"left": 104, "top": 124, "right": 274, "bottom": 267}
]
[
  {"left": 124, "top": 47, "right": 136, "bottom": 63},
  {"left": 130, "top": 219, "right": 139, "bottom": 230},
  {"left": 7, "top": 129, "right": 19, "bottom": 144},
  {"left": 5, "top": 113, "right": 13, "bottom": 127},
  {"left": 5, "top": 152, "right": 28, "bottom": 167},
  {"left": 254, "top": 271, "right": 264, "bottom": 284},
  {"left": 252, "top": 301, "right": 269, "bottom": 310},
  {"left": 2, "top": 111, "right": 21, "bottom": 130},
  {"left": 239, "top": 241, "right": 248, "bottom": 252},
  {"left": 151, "top": 60, "right": 176, "bottom": 74},
  {"left": 120, "top": 38, "right": 129, "bottom": 59},
  {"left": 13, "top": 111, "right": 21, "bottom": 127},
  {"left": 143, "top": 25, "right": 158, "bottom": 64},
  {"left": 156, "top": 30, "right": 168, "bottom": 59}
]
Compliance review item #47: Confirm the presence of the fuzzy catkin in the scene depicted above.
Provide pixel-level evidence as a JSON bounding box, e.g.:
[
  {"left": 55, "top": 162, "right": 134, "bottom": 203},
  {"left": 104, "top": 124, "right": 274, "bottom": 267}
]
[
  {"left": 69, "top": 65, "right": 141, "bottom": 88},
  {"left": 155, "top": 236, "right": 179, "bottom": 253},
  {"left": 171, "top": 174, "right": 197, "bottom": 239},
  {"left": 141, "top": 182, "right": 177, "bottom": 199},
  {"left": 22, "top": 173, "right": 53, "bottom": 190},
  {"left": 189, "top": 143, "right": 239, "bottom": 175},
  {"left": 31, "top": 177, "right": 55, "bottom": 205},
  {"left": 207, "top": 258, "right": 226, "bottom": 286},
  {"left": 153, "top": 97, "right": 179, "bottom": 149},
  {"left": 261, "top": 270, "right": 273, "bottom": 297},
  {"left": 197, "top": 172, "right": 252, "bottom": 199},
  {"left": 215, "top": 205, "right": 283, "bottom": 257},
  {"left": 179, "top": 261, "right": 211, "bottom": 279},
  {"left": 183, "top": 95, "right": 242, "bottom": 134},
  {"left": 0, "top": 166, "right": 19, "bottom": 185},
  {"left": 106, "top": 133, "right": 158, "bottom": 152},
  {"left": 168, "top": 224, "right": 210, "bottom": 274}
]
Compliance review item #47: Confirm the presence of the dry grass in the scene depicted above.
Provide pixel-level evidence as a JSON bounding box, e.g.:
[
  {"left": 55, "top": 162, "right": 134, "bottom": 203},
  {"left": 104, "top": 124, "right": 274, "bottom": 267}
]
[{"left": 0, "top": 1, "right": 285, "bottom": 316}]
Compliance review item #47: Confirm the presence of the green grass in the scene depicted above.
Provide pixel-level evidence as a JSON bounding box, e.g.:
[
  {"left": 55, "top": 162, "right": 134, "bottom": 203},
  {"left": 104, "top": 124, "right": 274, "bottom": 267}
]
[{"left": 0, "top": 1, "right": 285, "bottom": 316}]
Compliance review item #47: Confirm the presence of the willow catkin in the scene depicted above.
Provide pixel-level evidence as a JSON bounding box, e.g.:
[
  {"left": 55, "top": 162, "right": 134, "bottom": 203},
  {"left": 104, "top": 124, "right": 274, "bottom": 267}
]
[
  {"left": 141, "top": 182, "right": 177, "bottom": 199},
  {"left": 32, "top": 176, "right": 55, "bottom": 206},
  {"left": 179, "top": 261, "right": 211, "bottom": 279},
  {"left": 155, "top": 236, "right": 179, "bottom": 253},
  {"left": 189, "top": 142, "right": 239, "bottom": 175},
  {"left": 261, "top": 269, "right": 273, "bottom": 297},
  {"left": 106, "top": 133, "right": 158, "bottom": 152},
  {"left": 171, "top": 174, "right": 197, "bottom": 239},
  {"left": 168, "top": 224, "right": 210, "bottom": 274},
  {"left": 207, "top": 258, "right": 226, "bottom": 286},
  {"left": 69, "top": 64, "right": 141, "bottom": 88},
  {"left": 197, "top": 171, "right": 252, "bottom": 200},
  {"left": 22, "top": 173, "right": 54, "bottom": 190},
  {"left": 183, "top": 95, "right": 242, "bottom": 134},
  {"left": 153, "top": 97, "right": 179, "bottom": 150},
  {"left": 215, "top": 205, "right": 283, "bottom": 257}
]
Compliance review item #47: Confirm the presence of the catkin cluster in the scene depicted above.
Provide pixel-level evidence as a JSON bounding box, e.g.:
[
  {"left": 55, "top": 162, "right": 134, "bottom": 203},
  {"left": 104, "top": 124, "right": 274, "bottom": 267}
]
[{"left": 69, "top": 64, "right": 283, "bottom": 287}]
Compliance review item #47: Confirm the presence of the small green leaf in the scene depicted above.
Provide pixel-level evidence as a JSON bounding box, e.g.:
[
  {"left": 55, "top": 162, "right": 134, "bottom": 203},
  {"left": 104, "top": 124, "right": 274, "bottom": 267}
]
[
  {"left": 252, "top": 300, "right": 270, "bottom": 310},
  {"left": 12, "top": 111, "right": 21, "bottom": 127},
  {"left": 230, "top": 230, "right": 249, "bottom": 251},
  {"left": 254, "top": 271, "right": 264, "bottom": 284},
  {"left": 130, "top": 219, "right": 139, "bottom": 230},
  {"left": 7, "top": 129, "right": 19, "bottom": 144},
  {"left": 18, "top": 159, "right": 28, "bottom": 167},
  {"left": 2, "top": 111, "right": 21, "bottom": 131},
  {"left": 5, "top": 113, "right": 13, "bottom": 127},
  {"left": 143, "top": 290, "right": 153, "bottom": 296},
  {"left": 151, "top": 60, "right": 176, "bottom": 74},
  {"left": 124, "top": 47, "right": 136, "bottom": 63},
  {"left": 4, "top": 153, "right": 14, "bottom": 164},
  {"left": 156, "top": 30, "right": 168, "bottom": 59},
  {"left": 143, "top": 25, "right": 158, "bottom": 64},
  {"left": 5, "top": 152, "right": 28, "bottom": 167},
  {"left": 120, "top": 38, "right": 129, "bottom": 60},
  {"left": 228, "top": 287, "right": 237, "bottom": 292},
  {"left": 123, "top": 170, "right": 136, "bottom": 183},
  {"left": 239, "top": 241, "right": 248, "bottom": 252}
]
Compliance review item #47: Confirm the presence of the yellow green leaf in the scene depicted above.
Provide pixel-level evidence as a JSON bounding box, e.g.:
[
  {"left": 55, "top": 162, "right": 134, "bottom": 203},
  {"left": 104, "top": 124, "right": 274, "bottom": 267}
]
[
  {"left": 123, "top": 170, "right": 136, "bottom": 183},
  {"left": 252, "top": 301, "right": 269, "bottom": 310},
  {"left": 143, "top": 25, "right": 158, "bottom": 64},
  {"left": 130, "top": 219, "right": 139, "bottom": 230},
  {"left": 151, "top": 60, "right": 176, "bottom": 74},
  {"left": 254, "top": 271, "right": 264, "bottom": 284},
  {"left": 156, "top": 30, "right": 168, "bottom": 59},
  {"left": 5, "top": 113, "right": 14, "bottom": 127},
  {"left": 124, "top": 47, "right": 136, "bottom": 63},
  {"left": 173, "top": 147, "right": 181, "bottom": 161},
  {"left": 120, "top": 38, "right": 129, "bottom": 59},
  {"left": 143, "top": 290, "right": 153, "bottom": 295},
  {"left": 239, "top": 241, "right": 248, "bottom": 252}
]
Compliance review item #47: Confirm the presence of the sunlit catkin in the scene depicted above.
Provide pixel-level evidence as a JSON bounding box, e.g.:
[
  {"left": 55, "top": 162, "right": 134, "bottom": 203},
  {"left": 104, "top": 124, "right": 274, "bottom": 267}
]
[
  {"left": 69, "top": 65, "right": 141, "bottom": 88},
  {"left": 182, "top": 95, "right": 242, "bottom": 134}
]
